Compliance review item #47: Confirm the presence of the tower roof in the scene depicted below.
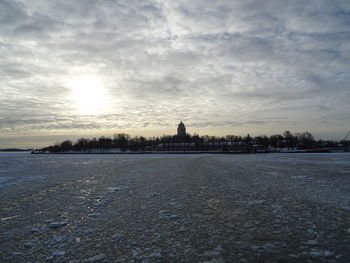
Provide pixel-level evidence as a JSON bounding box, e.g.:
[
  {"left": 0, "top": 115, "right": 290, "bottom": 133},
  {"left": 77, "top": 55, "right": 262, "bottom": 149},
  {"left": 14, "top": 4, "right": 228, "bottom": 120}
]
[
  {"left": 178, "top": 121, "right": 185, "bottom": 127},
  {"left": 177, "top": 121, "right": 186, "bottom": 137}
]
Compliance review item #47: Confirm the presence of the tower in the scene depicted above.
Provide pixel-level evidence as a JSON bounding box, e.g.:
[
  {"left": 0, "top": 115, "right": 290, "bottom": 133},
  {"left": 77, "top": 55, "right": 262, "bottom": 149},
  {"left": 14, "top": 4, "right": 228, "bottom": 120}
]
[{"left": 177, "top": 121, "right": 186, "bottom": 137}]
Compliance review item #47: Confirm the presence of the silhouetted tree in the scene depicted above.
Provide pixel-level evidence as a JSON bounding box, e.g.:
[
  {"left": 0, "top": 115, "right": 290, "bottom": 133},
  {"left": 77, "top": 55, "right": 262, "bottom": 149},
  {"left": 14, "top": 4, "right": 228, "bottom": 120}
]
[
  {"left": 60, "top": 140, "right": 73, "bottom": 152},
  {"left": 297, "top": 132, "right": 315, "bottom": 149},
  {"left": 270, "top": 134, "right": 283, "bottom": 150},
  {"left": 41, "top": 130, "right": 340, "bottom": 153}
]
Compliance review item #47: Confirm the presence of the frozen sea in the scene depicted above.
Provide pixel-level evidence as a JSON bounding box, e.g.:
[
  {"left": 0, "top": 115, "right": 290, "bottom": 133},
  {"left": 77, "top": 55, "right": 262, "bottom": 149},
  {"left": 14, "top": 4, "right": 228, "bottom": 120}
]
[{"left": 1, "top": 152, "right": 350, "bottom": 262}]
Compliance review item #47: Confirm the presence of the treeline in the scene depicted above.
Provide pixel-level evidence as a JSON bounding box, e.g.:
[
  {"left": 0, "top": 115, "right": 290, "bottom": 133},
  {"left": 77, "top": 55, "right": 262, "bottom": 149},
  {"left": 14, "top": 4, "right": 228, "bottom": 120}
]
[{"left": 40, "top": 131, "right": 345, "bottom": 153}]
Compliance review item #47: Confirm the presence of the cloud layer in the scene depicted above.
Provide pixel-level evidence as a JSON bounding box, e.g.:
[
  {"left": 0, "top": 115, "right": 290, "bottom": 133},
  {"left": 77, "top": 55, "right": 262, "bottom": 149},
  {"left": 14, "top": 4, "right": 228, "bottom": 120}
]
[{"left": 1, "top": 0, "right": 350, "bottom": 146}]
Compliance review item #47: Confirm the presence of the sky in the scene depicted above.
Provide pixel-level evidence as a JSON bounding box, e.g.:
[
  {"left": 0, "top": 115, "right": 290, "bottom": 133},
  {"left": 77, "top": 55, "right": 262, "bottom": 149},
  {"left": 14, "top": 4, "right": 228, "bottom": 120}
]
[{"left": 0, "top": 0, "right": 350, "bottom": 148}]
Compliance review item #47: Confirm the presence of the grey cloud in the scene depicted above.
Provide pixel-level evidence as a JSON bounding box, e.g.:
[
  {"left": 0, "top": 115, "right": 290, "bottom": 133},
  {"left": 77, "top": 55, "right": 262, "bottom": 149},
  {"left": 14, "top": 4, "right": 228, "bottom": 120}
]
[
  {"left": 190, "top": 119, "right": 298, "bottom": 129},
  {"left": 0, "top": 0, "right": 26, "bottom": 25},
  {"left": 0, "top": 0, "right": 350, "bottom": 146}
]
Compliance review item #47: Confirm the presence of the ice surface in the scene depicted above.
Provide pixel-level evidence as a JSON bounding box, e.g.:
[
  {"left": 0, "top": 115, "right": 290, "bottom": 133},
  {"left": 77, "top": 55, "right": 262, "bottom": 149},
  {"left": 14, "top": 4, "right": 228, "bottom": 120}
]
[
  {"left": 0, "top": 172, "right": 43, "bottom": 188},
  {"left": 0, "top": 177, "right": 15, "bottom": 183},
  {"left": 0, "top": 177, "right": 16, "bottom": 188},
  {"left": 1, "top": 152, "right": 350, "bottom": 262}
]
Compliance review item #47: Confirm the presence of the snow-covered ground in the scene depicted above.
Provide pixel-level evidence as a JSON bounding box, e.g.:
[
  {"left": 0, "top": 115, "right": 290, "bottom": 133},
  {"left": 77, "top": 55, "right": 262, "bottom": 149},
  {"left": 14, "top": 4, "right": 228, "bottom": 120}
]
[{"left": 0, "top": 153, "right": 350, "bottom": 262}]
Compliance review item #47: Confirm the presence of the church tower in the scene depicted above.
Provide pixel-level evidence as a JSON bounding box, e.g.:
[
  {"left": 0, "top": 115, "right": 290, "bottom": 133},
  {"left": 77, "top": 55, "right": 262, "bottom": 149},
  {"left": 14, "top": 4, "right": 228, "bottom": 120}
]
[{"left": 177, "top": 121, "right": 186, "bottom": 137}]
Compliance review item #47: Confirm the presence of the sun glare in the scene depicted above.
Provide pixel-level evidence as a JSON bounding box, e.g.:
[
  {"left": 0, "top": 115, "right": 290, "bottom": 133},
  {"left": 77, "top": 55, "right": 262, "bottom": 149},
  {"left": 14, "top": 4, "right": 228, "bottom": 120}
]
[{"left": 68, "top": 75, "right": 110, "bottom": 115}]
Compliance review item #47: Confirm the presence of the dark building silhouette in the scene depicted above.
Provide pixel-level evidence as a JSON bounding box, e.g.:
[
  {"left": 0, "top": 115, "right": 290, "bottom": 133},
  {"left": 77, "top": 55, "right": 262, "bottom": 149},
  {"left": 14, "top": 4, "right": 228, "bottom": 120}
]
[{"left": 177, "top": 121, "right": 186, "bottom": 136}]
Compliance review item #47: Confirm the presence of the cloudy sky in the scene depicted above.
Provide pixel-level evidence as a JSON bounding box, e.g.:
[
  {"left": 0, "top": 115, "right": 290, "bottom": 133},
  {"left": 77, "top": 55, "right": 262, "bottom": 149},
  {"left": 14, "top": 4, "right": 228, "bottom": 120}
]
[{"left": 0, "top": 0, "right": 349, "bottom": 147}]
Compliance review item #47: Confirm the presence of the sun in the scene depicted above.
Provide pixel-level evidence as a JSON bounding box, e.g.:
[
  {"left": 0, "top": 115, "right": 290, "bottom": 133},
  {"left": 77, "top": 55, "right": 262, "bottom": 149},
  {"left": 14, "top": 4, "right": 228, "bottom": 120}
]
[{"left": 68, "top": 75, "right": 110, "bottom": 115}]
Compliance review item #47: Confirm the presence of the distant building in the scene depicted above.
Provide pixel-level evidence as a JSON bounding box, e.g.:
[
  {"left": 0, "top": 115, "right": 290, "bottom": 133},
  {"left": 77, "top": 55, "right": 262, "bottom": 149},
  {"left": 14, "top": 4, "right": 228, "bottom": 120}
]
[{"left": 177, "top": 121, "right": 186, "bottom": 137}]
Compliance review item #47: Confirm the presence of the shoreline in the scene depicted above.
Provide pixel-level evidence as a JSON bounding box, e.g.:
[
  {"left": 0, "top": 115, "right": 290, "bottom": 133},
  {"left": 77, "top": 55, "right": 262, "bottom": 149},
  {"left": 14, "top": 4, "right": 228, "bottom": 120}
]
[
  {"left": 31, "top": 148, "right": 349, "bottom": 154},
  {"left": 31, "top": 151, "right": 252, "bottom": 155}
]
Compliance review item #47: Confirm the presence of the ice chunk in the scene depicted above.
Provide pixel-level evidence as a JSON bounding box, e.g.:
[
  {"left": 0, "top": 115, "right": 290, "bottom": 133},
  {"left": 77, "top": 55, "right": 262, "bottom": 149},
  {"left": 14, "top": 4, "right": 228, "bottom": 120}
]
[
  {"left": 49, "top": 221, "right": 67, "bottom": 228},
  {"left": 112, "top": 233, "right": 123, "bottom": 241},
  {"left": 52, "top": 250, "right": 65, "bottom": 257},
  {"left": 86, "top": 254, "right": 106, "bottom": 262},
  {"left": 108, "top": 186, "right": 128, "bottom": 192},
  {"left": 248, "top": 200, "right": 265, "bottom": 205}
]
